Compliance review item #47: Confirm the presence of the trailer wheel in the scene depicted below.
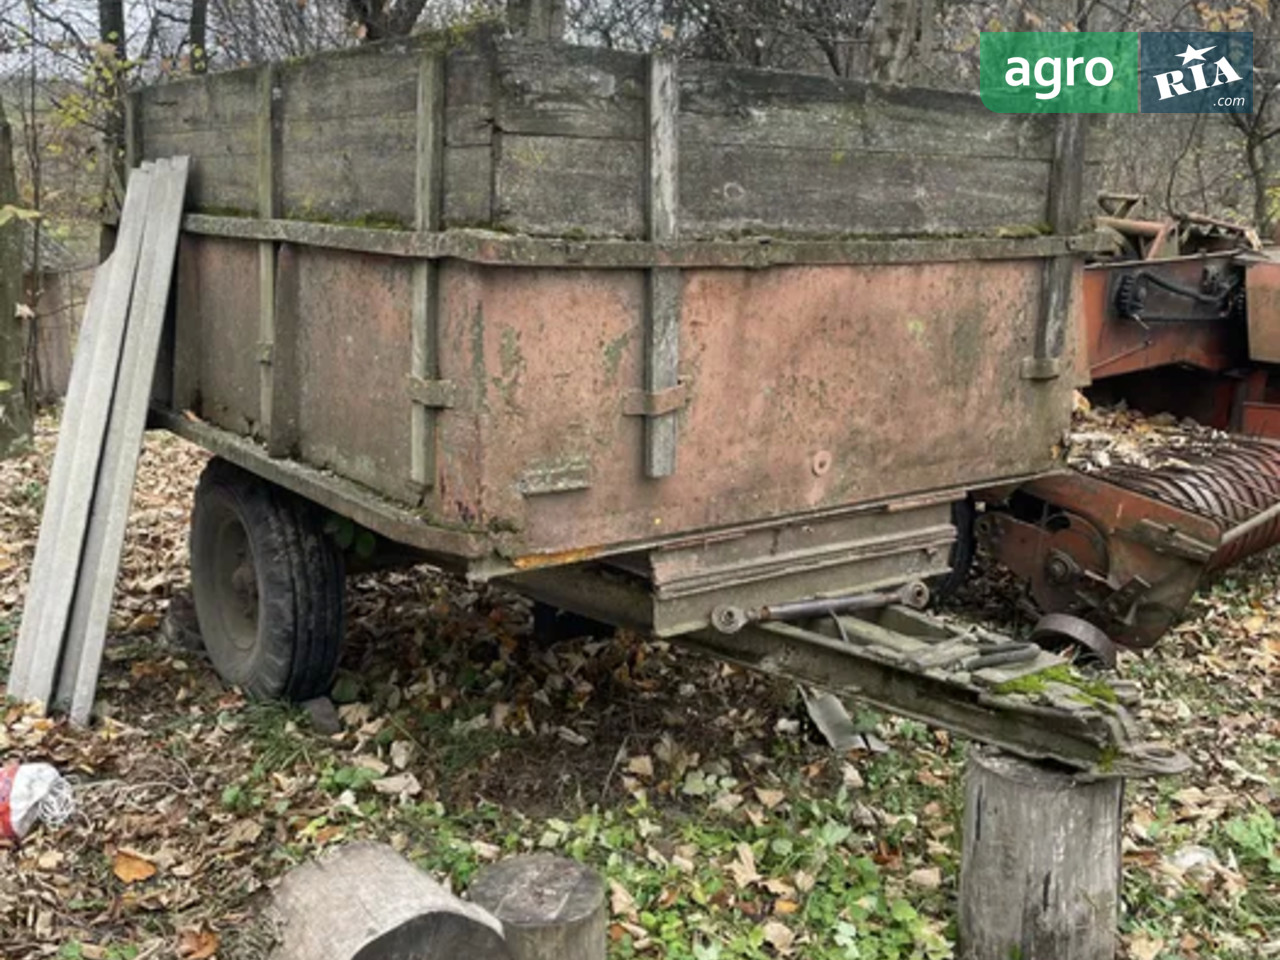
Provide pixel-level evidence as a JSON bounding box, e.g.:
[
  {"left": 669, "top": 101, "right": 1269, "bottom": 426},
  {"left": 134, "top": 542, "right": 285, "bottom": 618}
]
[
  {"left": 930, "top": 497, "right": 976, "bottom": 601},
  {"left": 190, "top": 458, "right": 345, "bottom": 700}
]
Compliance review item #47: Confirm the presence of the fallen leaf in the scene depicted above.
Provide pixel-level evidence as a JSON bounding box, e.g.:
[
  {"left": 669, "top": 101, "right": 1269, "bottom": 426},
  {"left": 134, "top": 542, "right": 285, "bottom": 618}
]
[
  {"left": 762, "top": 920, "right": 795, "bottom": 953},
  {"left": 728, "top": 842, "right": 760, "bottom": 888},
  {"left": 113, "top": 850, "right": 157, "bottom": 884},
  {"left": 755, "top": 787, "right": 786, "bottom": 809},
  {"left": 389, "top": 740, "right": 414, "bottom": 770},
  {"left": 1129, "top": 933, "right": 1164, "bottom": 960},
  {"left": 908, "top": 866, "right": 942, "bottom": 889},
  {"left": 609, "top": 879, "right": 638, "bottom": 920},
  {"left": 177, "top": 927, "right": 219, "bottom": 959},
  {"left": 372, "top": 773, "right": 422, "bottom": 797},
  {"left": 626, "top": 755, "right": 655, "bottom": 779}
]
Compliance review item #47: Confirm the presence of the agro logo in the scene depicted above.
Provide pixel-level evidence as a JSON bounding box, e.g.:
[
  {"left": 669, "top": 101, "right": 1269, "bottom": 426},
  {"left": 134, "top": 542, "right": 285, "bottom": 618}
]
[{"left": 1141, "top": 32, "right": 1252, "bottom": 113}]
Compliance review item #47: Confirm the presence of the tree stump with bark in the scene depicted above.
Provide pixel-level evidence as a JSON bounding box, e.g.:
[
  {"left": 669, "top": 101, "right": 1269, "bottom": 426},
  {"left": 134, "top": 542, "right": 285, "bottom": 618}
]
[
  {"left": 959, "top": 747, "right": 1124, "bottom": 960},
  {"left": 469, "top": 854, "right": 606, "bottom": 960},
  {"left": 269, "top": 842, "right": 513, "bottom": 960}
]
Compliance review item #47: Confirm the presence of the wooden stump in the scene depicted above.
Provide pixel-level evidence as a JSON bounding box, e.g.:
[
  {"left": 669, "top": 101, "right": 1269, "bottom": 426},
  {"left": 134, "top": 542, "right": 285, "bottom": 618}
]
[
  {"left": 959, "top": 747, "right": 1124, "bottom": 960},
  {"left": 270, "top": 842, "right": 512, "bottom": 960},
  {"left": 469, "top": 854, "right": 606, "bottom": 960}
]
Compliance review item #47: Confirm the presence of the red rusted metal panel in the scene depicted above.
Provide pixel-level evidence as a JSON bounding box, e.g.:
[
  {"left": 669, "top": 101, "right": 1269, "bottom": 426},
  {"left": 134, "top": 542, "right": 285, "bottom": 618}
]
[
  {"left": 173, "top": 238, "right": 1082, "bottom": 569},
  {"left": 1083, "top": 259, "right": 1238, "bottom": 380},
  {"left": 291, "top": 247, "right": 415, "bottom": 501},
  {"left": 1245, "top": 257, "right": 1280, "bottom": 362},
  {"left": 174, "top": 236, "right": 261, "bottom": 435},
  {"left": 1241, "top": 401, "right": 1280, "bottom": 439},
  {"left": 435, "top": 258, "right": 1078, "bottom": 559}
]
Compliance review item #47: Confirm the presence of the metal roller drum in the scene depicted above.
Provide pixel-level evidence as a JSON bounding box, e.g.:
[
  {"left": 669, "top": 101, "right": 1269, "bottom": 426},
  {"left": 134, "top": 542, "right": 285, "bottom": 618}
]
[{"left": 1100, "top": 436, "right": 1280, "bottom": 571}]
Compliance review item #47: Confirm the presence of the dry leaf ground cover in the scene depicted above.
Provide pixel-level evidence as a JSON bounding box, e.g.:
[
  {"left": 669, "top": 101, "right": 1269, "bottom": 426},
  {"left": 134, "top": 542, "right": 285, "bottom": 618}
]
[{"left": 1, "top": 415, "right": 1279, "bottom": 960}]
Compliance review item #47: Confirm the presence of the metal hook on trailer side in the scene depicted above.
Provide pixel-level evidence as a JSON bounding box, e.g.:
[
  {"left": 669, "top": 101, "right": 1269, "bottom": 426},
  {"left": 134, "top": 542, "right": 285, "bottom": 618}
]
[{"left": 709, "top": 581, "right": 931, "bottom": 635}]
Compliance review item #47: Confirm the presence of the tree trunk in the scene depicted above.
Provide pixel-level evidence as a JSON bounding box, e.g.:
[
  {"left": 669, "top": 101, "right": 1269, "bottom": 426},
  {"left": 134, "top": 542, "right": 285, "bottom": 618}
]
[
  {"left": 0, "top": 99, "right": 31, "bottom": 458},
  {"left": 190, "top": 0, "right": 209, "bottom": 73},
  {"left": 959, "top": 747, "right": 1123, "bottom": 960},
  {"left": 1247, "top": 138, "right": 1271, "bottom": 235},
  {"left": 99, "top": 0, "right": 128, "bottom": 223}
]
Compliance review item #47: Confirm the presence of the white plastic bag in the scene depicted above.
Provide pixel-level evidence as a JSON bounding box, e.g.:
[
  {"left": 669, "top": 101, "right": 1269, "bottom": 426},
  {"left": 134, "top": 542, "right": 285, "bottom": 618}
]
[{"left": 0, "top": 761, "right": 75, "bottom": 841}]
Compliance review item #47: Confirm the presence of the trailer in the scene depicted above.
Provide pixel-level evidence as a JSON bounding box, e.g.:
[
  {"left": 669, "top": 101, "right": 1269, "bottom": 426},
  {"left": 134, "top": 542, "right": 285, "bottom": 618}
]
[{"left": 122, "top": 29, "right": 1187, "bottom": 775}]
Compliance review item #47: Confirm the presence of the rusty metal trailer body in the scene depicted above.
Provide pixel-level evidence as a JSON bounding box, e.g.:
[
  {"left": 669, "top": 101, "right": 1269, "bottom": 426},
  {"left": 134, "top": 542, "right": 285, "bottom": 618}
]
[
  {"left": 136, "top": 34, "right": 1087, "bottom": 624},
  {"left": 125, "top": 35, "right": 1189, "bottom": 775}
]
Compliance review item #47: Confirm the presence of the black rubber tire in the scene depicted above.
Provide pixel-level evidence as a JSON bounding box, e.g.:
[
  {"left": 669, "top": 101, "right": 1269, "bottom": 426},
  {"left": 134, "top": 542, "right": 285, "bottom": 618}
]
[
  {"left": 189, "top": 458, "right": 345, "bottom": 700},
  {"left": 929, "top": 497, "right": 977, "bottom": 602}
]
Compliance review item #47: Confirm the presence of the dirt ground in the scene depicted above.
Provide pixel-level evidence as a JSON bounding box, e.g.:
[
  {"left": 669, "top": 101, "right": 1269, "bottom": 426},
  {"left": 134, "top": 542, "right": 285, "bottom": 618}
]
[{"left": 1, "top": 415, "right": 1278, "bottom": 960}]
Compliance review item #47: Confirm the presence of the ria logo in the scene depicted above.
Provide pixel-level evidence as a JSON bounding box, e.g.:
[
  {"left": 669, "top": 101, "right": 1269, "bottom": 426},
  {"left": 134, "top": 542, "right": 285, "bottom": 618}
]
[
  {"left": 979, "top": 31, "right": 1251, "bottom": 114},
  {"left": 1140, "top": 32, "right": 1252, "bottom": 113},
  {"left": 1151, "top": 42, "right": 1244, "bottom": 101}
]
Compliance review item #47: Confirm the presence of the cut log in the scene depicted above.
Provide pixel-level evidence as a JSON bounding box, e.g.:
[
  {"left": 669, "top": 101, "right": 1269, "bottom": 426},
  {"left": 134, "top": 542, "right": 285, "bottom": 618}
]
[
  {"left": 959, "top": 746, "right": 1123, "bottom": 960},
  {"left": 270, "top": 842, "right": 512, "bottom": 960},
  {"left": 469, "top": 854, "right": 606, "bottom": 960}
]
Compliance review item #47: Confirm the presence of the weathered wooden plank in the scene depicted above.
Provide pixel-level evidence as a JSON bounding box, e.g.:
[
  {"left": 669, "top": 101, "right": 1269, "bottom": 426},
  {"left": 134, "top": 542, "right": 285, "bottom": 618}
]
[
  {"left": 133, "top": 38, "right": 1086, "bottom": 242},
  {"left": 277, "top": 116, "right": 416, "bottom": 226},
  {"left": 134, "top": 70, "right": 259, "bottom": 136},
  {"left": 58, "top": 157, "right": 191, "bottom": 724},
  {"left": 179, "top": 214, "right": 1106, "bottom": 267},
  {"left": 679, "top": 61, "right": 1059, "bottom": 160},
  {"left": 140, "top": 141, "right": 256, "bottom": 215},
  {"left": 445, "top": 53, "right": 496, "bottom": 147},
  {"left": 1027, "top": 114, "right": 1087, "bottom": 380},
  {"left": 644, "top": 54, "right": 680, "bottom": 479},
  {"left": 493, "top": 134, "right": 644, "bottom": 237},
  {"left": 277, "top": 49, "right": 420, "bottom": 121},
  {"left": 680, "top": 146, "right": 1052, "bottom": 239},
  {"left": 6, "top": 260, "right": 106, "bottom": 701},
  {"left": 442, "top": 145, "right": 493, "bottom": 227},
  {"left": 493, "top": 41, "right": 646, "bottom": 140},
  {"left": 410, "top": 53, "right": 445, "bottom": 492},
  {"left": 9, "top": 165, "right": 155, "bottom": 708}
]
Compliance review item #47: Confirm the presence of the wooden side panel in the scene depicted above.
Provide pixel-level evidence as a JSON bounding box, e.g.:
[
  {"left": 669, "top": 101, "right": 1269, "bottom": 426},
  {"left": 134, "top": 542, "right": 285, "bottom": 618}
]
[
  {"left": 486, "top": 41, "right": 1066, "bottom": 239},
  {"left": 136, "top": 44, "right": 495, "bottom": 225},
  {"left": 136, "top": 37, "right": 1084, "bottom": 240},
  {"left": 136, "top": 72, "right": 259, "bottom": 212},
  {"left": 292, "top": 247, "right": 414, "bottom": 500},
  {"left": 680, "top": 148, "right": 1050, "bottom": 239},
  {"left": 277, "top": 49, "right": 420, "bottom": 225},
  {"left": 494, "top": 135, "right": 644, "bottom": 237}
]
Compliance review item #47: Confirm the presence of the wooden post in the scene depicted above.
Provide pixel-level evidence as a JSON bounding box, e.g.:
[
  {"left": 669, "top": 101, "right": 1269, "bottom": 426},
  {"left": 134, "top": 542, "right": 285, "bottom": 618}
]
[
  {"left": 256, "top": 64, "right": 280, "bottom": 446},
  {"left": 408, "top": 52, "right": 447, "bottom": 496},
  {"left": 959, "top": 747, "right": 1123, "bottom": 960},
  {"left": 270, "top": 842, "right": 512, "bottom": 960},
  {"left": 469, "top": 854, "right": 606, "bottom": 960},
  {"left": 1023, "top": 113, "right": 1084, "bottom": 382},
  {"left": 641, "top": 53, "right": 682, "bottom": 479}
]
